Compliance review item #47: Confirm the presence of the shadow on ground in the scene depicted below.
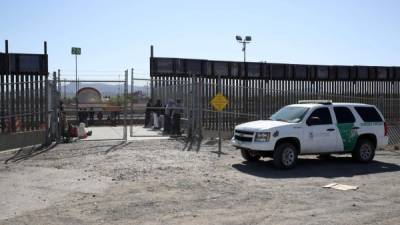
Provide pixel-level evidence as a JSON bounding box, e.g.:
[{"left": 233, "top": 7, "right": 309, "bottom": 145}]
[
  {"left": 232, "top": 156, "right": 400, "bottom": 178},
  {"left": 4, "top": 143, "right": 58, "bottom": 164}
]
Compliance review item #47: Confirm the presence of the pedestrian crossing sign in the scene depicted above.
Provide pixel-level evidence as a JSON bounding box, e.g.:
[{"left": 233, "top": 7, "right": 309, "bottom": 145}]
[{"left": 210, "top": 93, "right": 229, "bottom": 111}]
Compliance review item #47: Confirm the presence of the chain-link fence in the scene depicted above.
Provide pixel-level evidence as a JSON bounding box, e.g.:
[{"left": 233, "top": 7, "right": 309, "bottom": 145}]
[{"left": 58, "top": 70, "right": 130, "bottom": 141}]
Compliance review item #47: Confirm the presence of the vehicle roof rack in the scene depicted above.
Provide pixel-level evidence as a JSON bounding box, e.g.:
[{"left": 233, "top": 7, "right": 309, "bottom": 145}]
[{"left": 298, "top": 100, "right": 333, "bottom": 105}]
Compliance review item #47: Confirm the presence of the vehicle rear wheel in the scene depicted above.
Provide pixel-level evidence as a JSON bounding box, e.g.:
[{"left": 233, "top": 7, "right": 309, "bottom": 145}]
[
  {"left": 240, "top": 149, "right": 260, "bottom": 162},
  {"left": 352, "top": 139, "right": 375, "bottom": 163},
  {"left": 273, "top": 143, "right": 298, "bottom": 169}
]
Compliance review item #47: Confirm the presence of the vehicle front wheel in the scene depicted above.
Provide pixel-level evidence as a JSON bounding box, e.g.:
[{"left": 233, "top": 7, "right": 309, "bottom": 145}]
[
  {"left": 273, "top": 143, "right": 298, "bottom": 169},
  {"left": 352, "top": 139, "right": 375, "bottom": 163},
  {"left": 240, "top": 149, "right": 261, "bottom": 162}
]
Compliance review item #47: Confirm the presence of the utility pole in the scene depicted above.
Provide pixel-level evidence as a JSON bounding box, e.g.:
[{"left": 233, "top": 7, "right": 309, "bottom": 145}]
[
  {"left": 235, "top": 35, "right": 251, "bottom": 120},
  {"left": 75, "top": 54, "right": 78, "bottom": 123},
  {"left": 71, "top": 47, "right": 81, "bottom": 124},
  {"left": 235, "top": 35, "right": 251, "bottom": 63}
]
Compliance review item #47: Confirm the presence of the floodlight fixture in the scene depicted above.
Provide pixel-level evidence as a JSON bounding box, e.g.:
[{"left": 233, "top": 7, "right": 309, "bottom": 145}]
[{"left": 235, "top": 34, "right": 252, "bottom": 62}]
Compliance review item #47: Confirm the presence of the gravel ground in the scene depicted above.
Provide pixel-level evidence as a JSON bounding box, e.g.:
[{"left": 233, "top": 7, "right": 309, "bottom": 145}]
[{"left": 0, "top": 139, "right": 400, "bottom": 225}]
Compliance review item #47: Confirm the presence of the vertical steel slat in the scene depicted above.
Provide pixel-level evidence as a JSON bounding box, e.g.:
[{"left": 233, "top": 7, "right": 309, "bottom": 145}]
[
  {"left": 16, "top": 74, "right": 20, "bottom": 131},
  {"left": 1, "top": 69, "right": 4, "bottom": 133},
  {"left": 26, "top": 74, "right": 31, "bottom": 131},
  {"left": 40, "top": 74, "right": 44, "bottom": 127},
  {"left": 10, "top": 73, "right": 15, "bottom": 132},
  {"left": 31, "top": 74, "right": 35, "bottom": 129},
  {"left": 20, "top": 74, "right": 25, "bottom": 131}
]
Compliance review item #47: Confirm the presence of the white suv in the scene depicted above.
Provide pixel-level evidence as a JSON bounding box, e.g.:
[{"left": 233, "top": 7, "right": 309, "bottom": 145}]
[{"left": 231, "top": 100, "right": 389, "bottom": 169}]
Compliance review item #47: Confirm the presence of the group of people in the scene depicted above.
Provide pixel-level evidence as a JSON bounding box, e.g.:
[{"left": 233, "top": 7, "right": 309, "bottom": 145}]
[
  {"left": 144, "top": 99, "right": 183, "bottom": 136},
  {"left": 78, "top": 108, "right": 95, "bottom": 126},
  {"left": 78, "top": 108, "right": 120, "bottom": 126}
]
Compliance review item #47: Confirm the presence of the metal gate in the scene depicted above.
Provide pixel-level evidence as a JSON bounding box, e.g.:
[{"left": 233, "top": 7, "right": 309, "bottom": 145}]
[
  {"left": 129, "top": 64, "right": 209, "bottom": 142},
  {"left": 58, "top": 70, "right": 129, "bottom": 142}
]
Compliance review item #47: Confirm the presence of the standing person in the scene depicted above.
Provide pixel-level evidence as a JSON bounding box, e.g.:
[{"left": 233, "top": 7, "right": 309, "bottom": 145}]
[
  {"left": 144, "top": 98, "right": 152, "bottom": 128},
  {"left": 83, "top": 109, "right": 89, "bottom": 125},
  {"left": 152, "top": 99, "right": 162, "bottom": 129},
  {"left": 164, "top": 99, "right": 176, "bottom": 135},
  {"left": 89, "top": 107, "right": 95, "bottom": 126},
  {"left": 110, "top": 111, "right": 116, "bottom": 126},
  {"left": 60, "top": 112, "right": 71, "bottom": 143},
  {"left": 78, "top": 108, "right": 84, "bottom": 124},
  {"left": 97, "top": 111, "right": 103, "bottom": 121},
  {"left": 172, "top": 99, "right": 183, "bottom": 136}
]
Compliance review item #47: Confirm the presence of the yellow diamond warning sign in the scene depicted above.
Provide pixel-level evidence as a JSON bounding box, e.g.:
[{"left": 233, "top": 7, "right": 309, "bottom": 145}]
[{"left": 210, "top": 93, "right": 229, "bottom": 111}]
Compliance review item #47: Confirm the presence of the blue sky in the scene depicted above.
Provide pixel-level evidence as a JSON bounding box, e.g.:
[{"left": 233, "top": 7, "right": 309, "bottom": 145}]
[{"left": 1, "top": 0, "right": 399, "bottom": 80}]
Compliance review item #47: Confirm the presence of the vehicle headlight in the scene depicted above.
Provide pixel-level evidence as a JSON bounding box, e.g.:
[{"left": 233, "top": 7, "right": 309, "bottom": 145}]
[{"left": 255, "top": 132, "right": 271, "bottom": 142}]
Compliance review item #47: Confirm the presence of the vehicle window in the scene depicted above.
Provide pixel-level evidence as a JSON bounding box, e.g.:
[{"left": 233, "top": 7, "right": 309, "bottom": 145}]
[
  {"left": 307, "top": 107, "right": 332, "bottom": 125},
  {"left": 270, "top": 106, "right": 309, "bottom": 123},
  {"left": 334, "top": 107, "right": 355, "bottom": 123},
  {"left": 354, "top": 107, "right": 383, "bottom": 122}
]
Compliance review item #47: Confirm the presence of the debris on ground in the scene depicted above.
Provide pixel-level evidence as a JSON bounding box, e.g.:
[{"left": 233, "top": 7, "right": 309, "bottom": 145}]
[{"left": 323, "top": 183, "right": 358, "bottom": 191}]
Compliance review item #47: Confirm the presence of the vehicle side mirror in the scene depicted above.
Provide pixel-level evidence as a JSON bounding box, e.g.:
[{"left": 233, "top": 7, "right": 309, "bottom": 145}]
[{"left": 307, "top": 116, "right": 321, "bottom": 126}]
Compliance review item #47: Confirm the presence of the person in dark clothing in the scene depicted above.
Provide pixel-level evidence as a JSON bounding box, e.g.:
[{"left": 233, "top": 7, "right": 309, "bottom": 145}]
[
  {"left": 144, "top": 99, "right": 152, "bottom": 128},
  {"left": 82, "top": 109, "right": 89, "bottom": 125},
  {"left": 59, "top": 100, "right": 64, "bottom": 112},
  {"left": 60, "top": 112, "right": 71, "bottom": 143},
  {"left": 78, "top": 108, "right": 84, "bottom": 124},
  {"left": 172, "top": 99, "right": 183, "bottom": 136},
  {"left": 163, "top": 99, "right": 175, "bottom": 135},
  {"left": 152, "top": 99, "right": 162, "bottom": 129},
  {"left": 89, "top": 107, "right": 95, "bottom": 126},
  {"left": 97, "top": 111, "right": 103, "bottom": 120},
  {"left": 111, "top": 111, "right": 118, "bottom": 126}
]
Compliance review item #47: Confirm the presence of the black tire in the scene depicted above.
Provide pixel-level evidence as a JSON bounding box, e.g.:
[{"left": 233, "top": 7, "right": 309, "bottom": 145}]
[
  {"left": 240, "top": 149, "right": 261, "bottom": 162},
  {"left": 273, "top": 143, "right": 298, "bottom": 169},
  {"left": 352, "top": 138, "right": 375, "bottom": 163}
]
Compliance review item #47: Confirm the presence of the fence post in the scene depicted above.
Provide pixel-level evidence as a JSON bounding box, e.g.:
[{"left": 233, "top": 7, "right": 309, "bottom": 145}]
[
  {"left": 43, "top": 71, "right": 50, "bottom": 146},
  {"left": 130, "top": 68, "right": 134, "bottom": 137},
  {"left": 198, "top": 77, "right": 203, "bottom": 140},
  {"left": 217, "top": 74, "right": 222, "bottom": 156},
  {"left": 123, "top": 70, "right": 128, "bottom": 141},
  {"left": 57, "top": 70, "right": 62, "bottom": 142},
  {"left": 189, "top": 74, "right": 196, "bottom": 140},
  {"left": 51, "top": 72, "right": 59, "bottom": 143}
]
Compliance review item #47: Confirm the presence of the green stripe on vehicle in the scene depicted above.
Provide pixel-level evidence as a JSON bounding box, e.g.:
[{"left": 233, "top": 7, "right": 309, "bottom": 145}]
[{"left": 337, "top": 123, "right": 358, "bottom": 151}]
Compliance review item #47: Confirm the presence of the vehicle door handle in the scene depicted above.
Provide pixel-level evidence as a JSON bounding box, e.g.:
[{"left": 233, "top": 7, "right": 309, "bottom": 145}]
[
  {"left": 352, "top": 127, "right": 360, "bottom": 130},
  {"left": 327, "top": 128, "right": 335, "bottom": 132}
]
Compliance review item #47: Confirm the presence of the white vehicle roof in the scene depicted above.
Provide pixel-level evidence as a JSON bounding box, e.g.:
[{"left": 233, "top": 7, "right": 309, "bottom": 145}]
[{"left": 288, "top": 102, "right": 374, "bottom": 108}]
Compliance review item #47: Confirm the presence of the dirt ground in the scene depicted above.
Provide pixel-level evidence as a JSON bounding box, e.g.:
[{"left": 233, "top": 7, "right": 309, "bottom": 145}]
[{"left": 0, "top": 139, "right": 400, "bottom": 225}]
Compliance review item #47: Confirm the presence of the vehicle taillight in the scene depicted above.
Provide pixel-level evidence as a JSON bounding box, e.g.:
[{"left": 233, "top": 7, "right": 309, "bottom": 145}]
[{"left": 384, "top": 122, "right": 388, "bottom": 136}]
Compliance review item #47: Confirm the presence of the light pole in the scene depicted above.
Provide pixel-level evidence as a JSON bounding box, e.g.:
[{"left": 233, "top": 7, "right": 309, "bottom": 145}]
[
  {"left": 235, "top": 35, "right": 251, "bottom": 63},
  {"left": 71, "top": 47, "right": 81, "bottom": 124},
  {"left": 235, "top": 35, "right": 251, "bottom": 118}
]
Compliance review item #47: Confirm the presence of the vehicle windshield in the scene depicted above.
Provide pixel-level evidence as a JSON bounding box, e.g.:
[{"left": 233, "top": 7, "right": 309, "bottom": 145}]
[{"left": 270, "top": 106, "right": 309, "bottom": 123}]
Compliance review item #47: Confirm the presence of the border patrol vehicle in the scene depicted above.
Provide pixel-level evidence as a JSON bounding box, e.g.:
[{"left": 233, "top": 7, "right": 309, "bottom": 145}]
[{"left": 231, "top": 100, "right": 389, "bottom": 169}]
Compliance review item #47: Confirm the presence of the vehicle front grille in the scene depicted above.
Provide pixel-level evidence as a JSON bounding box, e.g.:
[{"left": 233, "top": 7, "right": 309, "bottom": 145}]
[
  {"left": 234, "top": 135, "right": 253, "bottom": 142},
  {"left": 235, "top": 130, "right": 254, "bottom": 135},
  {"left": 234, "top": 130, "right": 254, "bottom": 142}
]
